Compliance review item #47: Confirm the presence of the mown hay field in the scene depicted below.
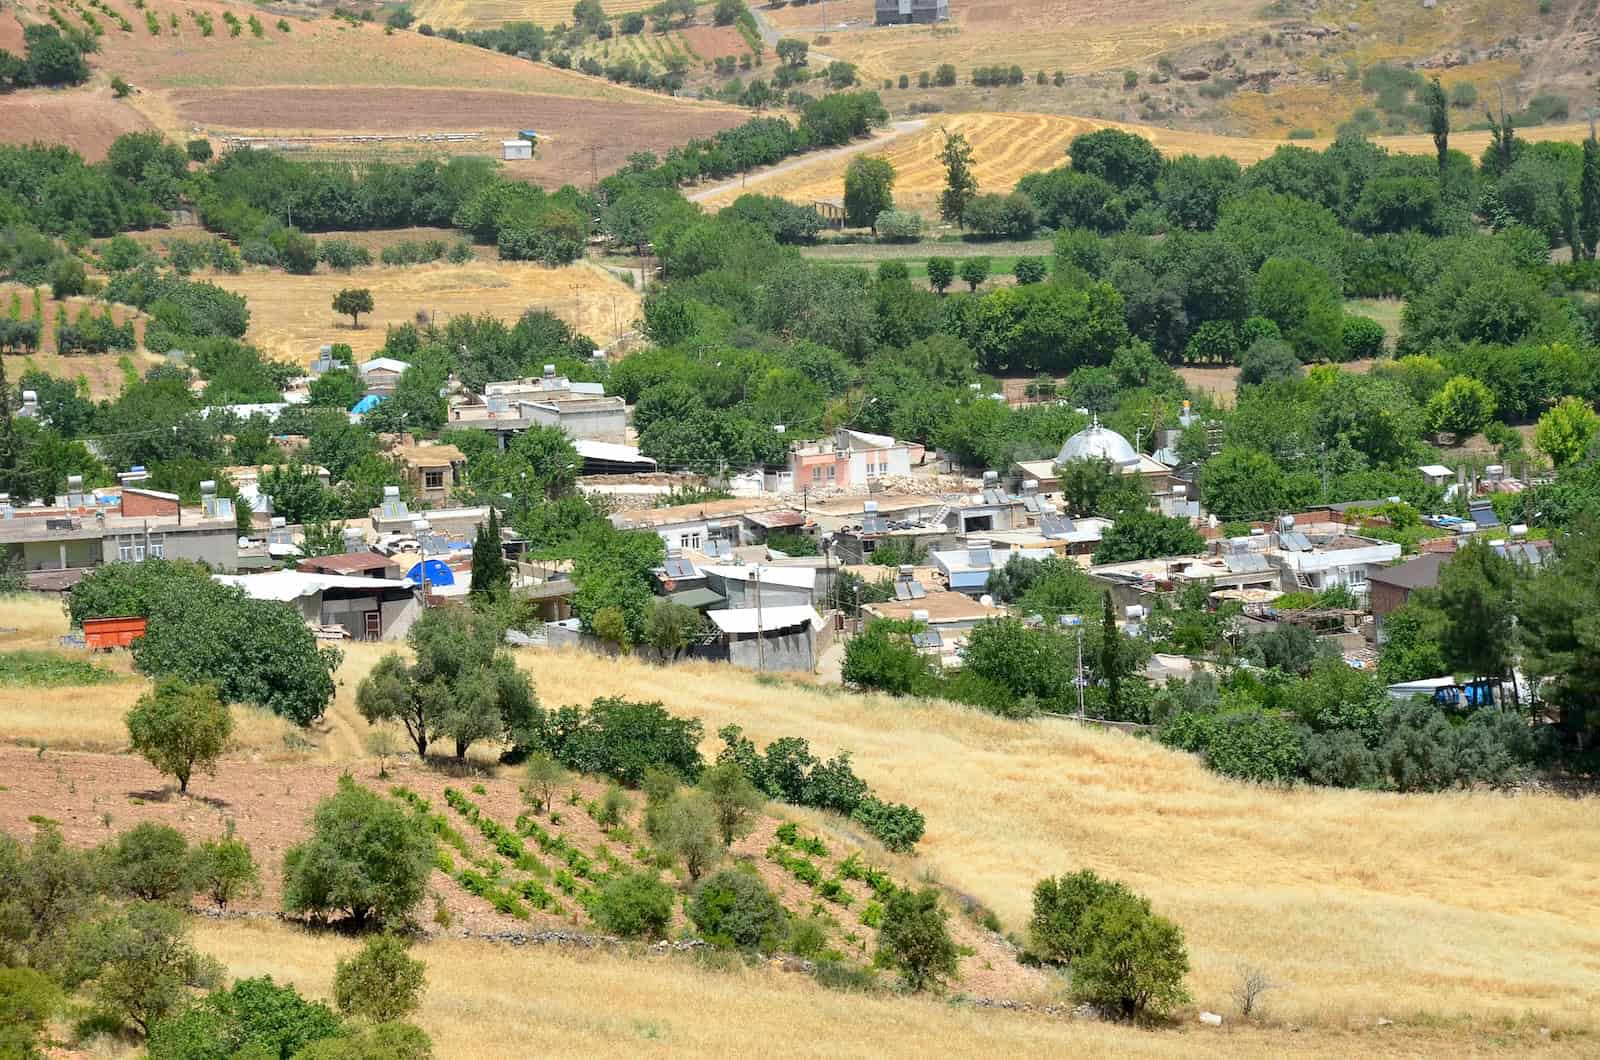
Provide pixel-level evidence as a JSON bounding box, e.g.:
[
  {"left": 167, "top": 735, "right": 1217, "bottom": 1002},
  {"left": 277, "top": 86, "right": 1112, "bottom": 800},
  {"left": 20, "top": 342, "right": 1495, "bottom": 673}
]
[
  {"left": 704, "top": 111, "right": 1596, "bottom": 216},
  {"left": 410, "top": 0, "right": 675, "bottom": 29},
  {"left": 209, "top": 259, "right": 641, "bottom": 366}
]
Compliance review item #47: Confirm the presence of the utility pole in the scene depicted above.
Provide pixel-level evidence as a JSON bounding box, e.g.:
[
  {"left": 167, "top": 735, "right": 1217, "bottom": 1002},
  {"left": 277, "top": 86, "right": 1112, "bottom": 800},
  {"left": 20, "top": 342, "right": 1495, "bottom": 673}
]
[{"left": 754, "top": 566, "right": 765, "bottom": 672}]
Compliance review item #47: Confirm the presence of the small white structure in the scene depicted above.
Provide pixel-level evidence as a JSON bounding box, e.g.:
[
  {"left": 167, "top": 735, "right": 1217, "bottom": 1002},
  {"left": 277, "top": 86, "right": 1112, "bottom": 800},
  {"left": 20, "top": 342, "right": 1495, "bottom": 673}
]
[{"left": 501, "top": 139, "right": 533, "bottom": 161}]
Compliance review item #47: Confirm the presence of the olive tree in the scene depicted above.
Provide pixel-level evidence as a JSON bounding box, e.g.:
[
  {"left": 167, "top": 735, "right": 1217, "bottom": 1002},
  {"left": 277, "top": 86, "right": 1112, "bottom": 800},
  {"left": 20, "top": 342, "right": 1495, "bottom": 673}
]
[
  {"left": 333, "top": 934, "right": 426, "bottom": 1023},
  {"left": 281, "top": 778, "right": 436, "bottom": 930}
]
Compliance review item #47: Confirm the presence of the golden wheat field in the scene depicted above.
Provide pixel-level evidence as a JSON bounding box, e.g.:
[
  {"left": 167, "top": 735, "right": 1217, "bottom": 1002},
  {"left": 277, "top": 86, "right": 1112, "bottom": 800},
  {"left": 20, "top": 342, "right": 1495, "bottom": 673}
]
[
  {"left": 702, "top": 111, "right": 1597, "bottom": 215},
  {"left": 410, "top": 0, "right": 669, "bottom": 30},
  {"left": 208, "top": 259, "right": 642, "bottom": 366}
]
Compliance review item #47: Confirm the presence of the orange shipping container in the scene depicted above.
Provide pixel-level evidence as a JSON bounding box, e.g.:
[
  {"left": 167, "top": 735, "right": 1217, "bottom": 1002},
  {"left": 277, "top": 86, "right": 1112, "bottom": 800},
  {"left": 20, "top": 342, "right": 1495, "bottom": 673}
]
[{"left": 82, "top": 616, "right": 147, "bottom": 651}]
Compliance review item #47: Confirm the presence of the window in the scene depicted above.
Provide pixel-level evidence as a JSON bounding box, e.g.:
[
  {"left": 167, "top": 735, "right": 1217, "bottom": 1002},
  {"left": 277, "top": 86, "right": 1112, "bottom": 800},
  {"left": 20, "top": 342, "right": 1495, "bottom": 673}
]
[
  {"left": 826, "top": 465, "right": 835, "bottom": 479},
  {"left": 423, "top": 470, "right": 445, "bottom": 491},
  {"left": 690, "top": 533, "right": 702, "bottom": 549},
  {"left": 812, "top": 466, "right": 822, "bottom": 482},
  {"left": 116, "top": 534, "right": 144, "bottom": 562},
  {"left": 147, "top": 534, "right": 165, "bottom": 559}
]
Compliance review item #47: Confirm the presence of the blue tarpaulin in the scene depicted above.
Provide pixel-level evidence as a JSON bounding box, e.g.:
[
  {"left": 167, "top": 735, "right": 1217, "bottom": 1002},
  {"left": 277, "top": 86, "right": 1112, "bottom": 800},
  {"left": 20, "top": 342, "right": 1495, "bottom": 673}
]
[
  {"left": 351, "top": 395, "right": 384, "bottom": 415},
  {"left": 404, "top": 559, "right": 455, "bottom": 587}
]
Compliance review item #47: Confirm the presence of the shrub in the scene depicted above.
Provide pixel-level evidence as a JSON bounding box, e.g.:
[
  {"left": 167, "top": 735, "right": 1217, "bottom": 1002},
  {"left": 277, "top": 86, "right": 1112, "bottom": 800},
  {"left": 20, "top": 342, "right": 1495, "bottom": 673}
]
[
  {"left": 688, "top": 866, "right": 788, "bottom": 952},
  {"left": 193, "top": 836, "right": 259, "bottom": 910},
  {"left": 1069, "top": 890, "right": 1191, "bottom": 1020},
  {"left": 874, "top": 208, "right": 923, "bottom": 242},
  {"left": 548, "top": 697, "right": 704, "bottom": 785},
  {"left": 1340, "top": 313, "right": 1387, "bottom": 360},
  {"left": 333, "top": 934, "right": 426, "bottom": 1023},
  {"left": 68, "top": 901, "right": 219, "bottom": 1035},
  {"left": 698, "top": 760, "right": 763, "bottom": 845},
  {"left": 0, "top": 968, "right": 60, "bottom": 1060},
  {"left": 851, "top": 797, "right": 925, "bottom": 852},
  {"left": 876, "top": 887, "right": 958, "bottom": 991},
  {"left": 281, "top": 777, "right": 436, "bottom": 930},
  {"left": 1203, "top": 707, "right": 1304, "bottom": 783},
  {"left": 592, "top": 872, "right": 675, "bottom": 939},
  {"left": 146, "top": 976, "right": 342, "bottom": 1060},
  {"left": 100, "top": 822, "right": 194, "bottom": 903},
  {"left": 319, "top": 240, "right": 372, "bottom": 271},
  {"left": 1013, "top": 256, "right": 1047, "bottom": 284}
]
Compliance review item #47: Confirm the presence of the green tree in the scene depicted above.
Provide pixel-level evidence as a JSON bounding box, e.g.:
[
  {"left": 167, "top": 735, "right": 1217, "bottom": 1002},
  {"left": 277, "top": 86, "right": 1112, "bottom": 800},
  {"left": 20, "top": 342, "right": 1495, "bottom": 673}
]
[
  {"left": 281, "top": 777, "right": 437, "bottom": 930},
  {"left": 307, "top": 368, "right": 363, "bottom": 410},
  {"left": 1423, "top": 76, "right": 1449, "bottom": 176},
  {"left": 698, "top": 761, "right": 764, "bottom": 846},
  {"left": 1581, "top": 134, "right": 1600, "bottom": 262},
  {"left": 100, "top": 822, "right": 195, "bottom": 904},
  {"left": 688, "top": 867, "right": 787, "bottom": 952},
  {"left": 1013, "top": 256, "right": 1047, "bottom": 284},
  {"left": 1199, "top": 447, "right": 1284, "bottom": 521},
  {"left": 1250, "top": 257, "right": 1343, "bottom": 361},
  {"left": 521, "top": 751, "right": 568, "bottom": 816},
  {"left": 193, "top": 836, "right": 260, "bottom": 910},
  {"left": 926, "top": 256, "right": 955, "bottom": 294},
  {"left": 1425, "top": 375, "right": 1496, "bottom": 436},
  {"left": 1377, "top": 601, "right": 1448, "bottom": 684},
  {"left": 332, "top": 288, "right": 374, "bottom": 328},
  {"left": 469, "top": 507, "right": 509, "bottom": 597},
  {"left": 1518, "top": 522, "right": 1600, "bottom": 746},
  {"left": 1535, "top": 396, "right": 1599, "bottom": 468},
  {"left": 1098, "top": 590, "right": 1124, "bottom": 713},
  {"left": 333, "top": 934, "right": 426, "bottom": 1024},
  {"left": 1057, "top": 457, "right": 1148, "bottom": 518},
  {"left": 938, "top": 129, "right": 978, "bottom": 226},
  {"left": 843, "top": 155, "right": 895, "bottom": 232},
  {"left": 653, "top": 788, "right": 722, "bottom": 882},
  {"left": 355, "top": 607, "right": 539, "bottom": 759},
  {"left": 1069, "top": 890, "right": 1191, "bottom": 1020},
  {"left": 1432, "top": 538, "right": 1519, "bottom": 692},
  {"left": 1029, "top": 869, "right": 1127, "bottom": 965},
  {"left": 67, "top": 901, "right": 219, "bottom": 1035},
  {"left": 1092, "top": 511, "right": 1205, "bottom": 564},
  {"left": 958, "top": 256, "right": 990, "bottom": 291},
  {"left": 592, "top": 872, "right": 675, "bottom": 939},
  {"left": 960, "top": 617, "right": 1072, "bottom": 712},
  {"left": 876, "top": 886, "right": 958, "bottom": 992},
  {"left": 643, "top": 598, "right": 704, "bottom": 660},
  {"left": 125, "top": 678, "right": 233, "bottom": 795},
  {"left": 0, "top": 967, "right": 61, "bottom": 1060},
  {"left": 841, "top": 618, "right": 931, "bottom": 694}
]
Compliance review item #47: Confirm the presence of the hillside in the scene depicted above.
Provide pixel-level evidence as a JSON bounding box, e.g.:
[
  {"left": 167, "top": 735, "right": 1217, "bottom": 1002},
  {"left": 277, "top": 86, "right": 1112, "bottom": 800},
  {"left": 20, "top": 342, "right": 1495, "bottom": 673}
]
[
  {"left": 2, "top": 595, "right": 1596, "bottom": 1051},
  {"left": 0, "top": 0, "right": 747, "bottom": 183}
]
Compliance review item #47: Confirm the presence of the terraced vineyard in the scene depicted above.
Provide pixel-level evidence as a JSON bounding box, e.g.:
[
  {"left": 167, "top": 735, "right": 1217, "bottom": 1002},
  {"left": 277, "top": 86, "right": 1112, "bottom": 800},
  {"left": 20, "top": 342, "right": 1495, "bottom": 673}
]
[{"left": 410, "top": 0, "right": 697, "bottom": 29}]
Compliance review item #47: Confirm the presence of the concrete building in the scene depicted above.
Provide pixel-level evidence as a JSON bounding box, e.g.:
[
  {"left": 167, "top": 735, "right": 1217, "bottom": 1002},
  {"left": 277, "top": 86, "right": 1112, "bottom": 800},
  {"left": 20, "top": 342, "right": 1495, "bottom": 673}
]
[
  {"left": 356, "top": 357, "right": 409, "bottom": 396},
  {"left": 785, "top": 428, "right": 924, "bottom": 493},
  {"left": 501, "top": 138, "right": 533, "bottom": 161},
  {"left": 394, "top": 442, "right": 466, "bottom": 507},
  {"left": 831, "top": 498, "right": 961, "bottom": 564},
  {"left": 611, "top": 498, "right": 787, "bottom": 553},
  {"left": 931, "top": 539, "right": 1056, "bottom": 597},
  {"left": 701, "top": 564, "right": 816, "bottom": 608},
  {"left": 704, "top": 605, "right": 824, "bottom": 673},
  {"left": 297, "top": 552, "right": 399, "bottom": 579},
  {"left": 0, "top": 480, "right": 241, "bottom": 589},
  {"left": 874, "top": 0, "right": 948, "bottom": 24},
  {"left": 214, "top": 570, "right": 422, "bottom": 641}
]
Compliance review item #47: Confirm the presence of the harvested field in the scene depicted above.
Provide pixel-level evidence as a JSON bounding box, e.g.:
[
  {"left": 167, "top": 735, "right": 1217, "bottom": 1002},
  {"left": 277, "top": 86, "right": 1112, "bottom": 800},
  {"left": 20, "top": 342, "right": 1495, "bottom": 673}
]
[
  {"left": 410, "top": 0, "right": 668, "bottom": 29},
  {"left": 0, "top": 85, "right": 155, "bottom": 161},
  {"left": 797, "top": 0, "right": 1258, "bottom": 82},
  {"left": 676, "top": 22, "right": 748, "bottom": 59},
  {"left": 209, "top": 259, "right": 642, "bottom": 365},
  {"left": 706, "top": 111, "right": 1598, "bottom": 216},
  {"left": 1178, "top": 356, "right": 1377, "bottom": 407},
  {"left": 167, "top": 86, "right": 746, "bottom": 190}
]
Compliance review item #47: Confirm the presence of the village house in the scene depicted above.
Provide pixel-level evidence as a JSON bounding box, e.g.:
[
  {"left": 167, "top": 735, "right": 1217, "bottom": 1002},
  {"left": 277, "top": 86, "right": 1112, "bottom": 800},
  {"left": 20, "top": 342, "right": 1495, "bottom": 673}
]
[
  {"left": 214, "top": 569, "right": 422, "bottom": 641},
  {"left": 780, "top": 428, "right": 925, "bottom": 494},
  {"left": 0, "top": 479, "right": 240, "bottom": 589},
  {"left": 394, "top": 441, "right": 467, "bottom": 507},
  {"left": 357, "top": 356, "right": 410, "bottom": 396}
]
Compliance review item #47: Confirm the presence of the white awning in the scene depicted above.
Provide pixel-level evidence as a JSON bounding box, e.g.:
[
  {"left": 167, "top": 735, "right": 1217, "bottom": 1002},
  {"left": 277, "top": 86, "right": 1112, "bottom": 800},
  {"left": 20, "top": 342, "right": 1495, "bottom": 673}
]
[{"left": 706, "top": 605, "right": 823, "bottom": 634}]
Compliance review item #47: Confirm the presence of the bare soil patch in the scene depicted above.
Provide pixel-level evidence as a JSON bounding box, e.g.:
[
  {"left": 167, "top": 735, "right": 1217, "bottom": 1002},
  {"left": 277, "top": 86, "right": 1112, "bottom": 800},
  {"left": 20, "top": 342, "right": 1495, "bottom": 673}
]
[
  {"left": 0, "top": 86, "right": 155, "bottom": 161},
  {"left": 168, "top": 86, "right": 746, "bottom": 189},
  {"left": 678, "top": 23, "right": 747, "bottom": 59}
]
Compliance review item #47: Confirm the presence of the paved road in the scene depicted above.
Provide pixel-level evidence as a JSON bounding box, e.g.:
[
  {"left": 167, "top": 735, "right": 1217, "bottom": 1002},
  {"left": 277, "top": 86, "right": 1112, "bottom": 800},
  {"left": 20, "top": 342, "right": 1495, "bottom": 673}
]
[{"left": 686, "top": 119, "right": 927, "bottom": 204}]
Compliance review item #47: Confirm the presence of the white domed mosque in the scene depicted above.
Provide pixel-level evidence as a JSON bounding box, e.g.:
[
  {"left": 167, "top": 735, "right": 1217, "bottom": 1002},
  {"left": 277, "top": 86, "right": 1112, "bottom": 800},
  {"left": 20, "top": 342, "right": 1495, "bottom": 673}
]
[{"left": 1055, "top": 415, "right": 1143, "bottom": 470}]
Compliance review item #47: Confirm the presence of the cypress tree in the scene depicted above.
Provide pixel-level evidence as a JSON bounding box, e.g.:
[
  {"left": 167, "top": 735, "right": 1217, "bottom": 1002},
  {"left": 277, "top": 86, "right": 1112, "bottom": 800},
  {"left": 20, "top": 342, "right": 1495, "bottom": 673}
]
[
  {"left": 1579, "top": 133, "right": 1600, "bottom": 262},
  {"left": 469, "top": 508, "right": 508, "bottom": 597}
]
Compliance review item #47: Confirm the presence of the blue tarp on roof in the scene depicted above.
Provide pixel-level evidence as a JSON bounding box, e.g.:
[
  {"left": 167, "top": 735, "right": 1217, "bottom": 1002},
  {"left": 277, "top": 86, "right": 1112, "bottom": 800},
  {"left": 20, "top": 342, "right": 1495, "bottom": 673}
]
[
  {"left": 351, "top": 394, "right": 384, "bottom": 415},
  {"left": 404, "top": 559, "right": 455, "bottom": 587}
]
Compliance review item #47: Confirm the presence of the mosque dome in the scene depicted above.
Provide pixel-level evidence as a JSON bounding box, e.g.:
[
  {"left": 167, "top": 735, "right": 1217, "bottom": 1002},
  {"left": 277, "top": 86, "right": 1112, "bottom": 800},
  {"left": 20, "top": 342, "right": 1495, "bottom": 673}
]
[{"left": 1055, "top": 417, "right": 1140, "bottom": 469}]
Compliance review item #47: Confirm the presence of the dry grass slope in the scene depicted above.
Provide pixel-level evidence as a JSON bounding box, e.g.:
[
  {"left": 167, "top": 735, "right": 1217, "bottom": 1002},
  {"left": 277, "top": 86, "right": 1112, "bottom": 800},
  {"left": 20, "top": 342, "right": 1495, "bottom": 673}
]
[{"left": 191, "top": 918, "right": 1593, "bottom": 1059}]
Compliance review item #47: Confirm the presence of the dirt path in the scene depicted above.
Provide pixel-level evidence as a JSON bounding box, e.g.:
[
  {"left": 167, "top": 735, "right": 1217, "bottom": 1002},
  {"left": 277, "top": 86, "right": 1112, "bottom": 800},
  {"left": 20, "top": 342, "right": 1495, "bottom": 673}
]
[{"left": 687, "top": 119, "right": 927, "bottom": 205}]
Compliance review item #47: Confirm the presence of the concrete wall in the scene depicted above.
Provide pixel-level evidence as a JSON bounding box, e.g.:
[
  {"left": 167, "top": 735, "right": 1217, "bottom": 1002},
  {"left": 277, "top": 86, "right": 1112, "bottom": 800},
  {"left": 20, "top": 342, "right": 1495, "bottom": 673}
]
[
  {"left": 528, "top": 405, "right": 627, "bottom": 444},
  {"left": 713, "top": 578, "right": 813, "bottom": 609},
  {"left": 727, "top": 628, "right": 816, "bottom": 672},
  {"left": 97, "top": 527, "right": 239, "bottom": 572},
  {"left": 18, "top": 539, "right": 99, "bottom": 572}
]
